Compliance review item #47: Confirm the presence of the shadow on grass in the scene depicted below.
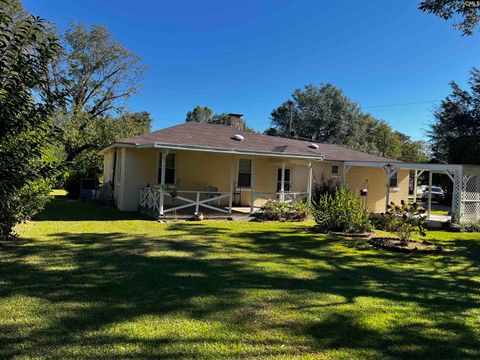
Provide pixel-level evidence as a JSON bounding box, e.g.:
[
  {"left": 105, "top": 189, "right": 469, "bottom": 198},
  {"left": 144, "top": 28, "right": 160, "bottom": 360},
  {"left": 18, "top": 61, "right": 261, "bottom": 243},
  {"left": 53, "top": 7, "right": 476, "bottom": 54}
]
[
  {"left": 33, "top": 194, "right": 149, "bottom": 221},
  {"left": 1, "top": 220, "right": 479, "bottom": 358}
]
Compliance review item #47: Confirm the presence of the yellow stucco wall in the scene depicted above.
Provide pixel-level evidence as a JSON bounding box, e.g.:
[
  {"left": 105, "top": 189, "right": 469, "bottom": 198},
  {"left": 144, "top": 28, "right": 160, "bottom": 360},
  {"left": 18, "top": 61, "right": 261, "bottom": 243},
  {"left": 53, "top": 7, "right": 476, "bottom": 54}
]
[
  {"left": 104, "top": 147, "right": 409, "bottom": 213},
  {"left": 345, "top": 167, "right": 409, "bottom": 212}
]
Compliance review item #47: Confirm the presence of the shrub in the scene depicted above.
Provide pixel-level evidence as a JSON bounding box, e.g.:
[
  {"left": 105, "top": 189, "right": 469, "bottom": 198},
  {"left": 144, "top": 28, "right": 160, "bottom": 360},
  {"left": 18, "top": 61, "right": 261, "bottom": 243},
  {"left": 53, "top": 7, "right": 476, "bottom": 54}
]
[
  {"left": 312, "top": 188, "right": 372, "bottom": 234},
  {"left": 381, "top": 201, "right": 427, "bottom": 244},
  {"left": 312, "top": 175, "right": 340, "bottom": 203},
  {"left": 254, "top": 200, "right": 309, "bottom": 222}
]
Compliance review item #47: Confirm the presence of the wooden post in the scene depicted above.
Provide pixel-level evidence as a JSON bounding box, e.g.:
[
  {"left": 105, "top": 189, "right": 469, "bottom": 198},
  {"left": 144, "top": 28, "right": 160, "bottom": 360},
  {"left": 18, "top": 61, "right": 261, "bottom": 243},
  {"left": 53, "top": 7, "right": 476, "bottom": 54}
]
[
  {"left": 159, "top": 149, "right": 169, "bottom": 216},
  {"left": 195, "top": 192, "right": 200, "bottom": 213},
  {"left": 229, "top": 156, "right": 234, "bottom": 214},
  {"left": 280, "top": 162, "right": 286, "bottom": 202},
  {"left": 428, "top": 171, "right": 433, "bottom": 220},
  {"left": 307, "top": 161, "right": 313, "bottom": 202},
  {"left": 385, "top": 167, "right": 391, "bottom": 212},
  {"left": 413, "top": 169, "right": 418, "bottom": 203},
  {"left": 250, "top": 158, "right": 255, "bottom": 213}
]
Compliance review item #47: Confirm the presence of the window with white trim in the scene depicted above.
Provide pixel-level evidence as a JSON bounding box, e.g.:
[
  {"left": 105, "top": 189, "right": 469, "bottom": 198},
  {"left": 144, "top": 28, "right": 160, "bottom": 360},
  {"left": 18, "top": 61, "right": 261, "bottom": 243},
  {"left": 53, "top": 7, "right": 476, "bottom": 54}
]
[
  {"left": 389, "top": 172, "right": 398, "bottom": 188},
  {"left": 158, "top": 153, "right": 175, "bottom": 184},
  {"left": 237, "top": 159, "right": 252, "bottom": 187}
]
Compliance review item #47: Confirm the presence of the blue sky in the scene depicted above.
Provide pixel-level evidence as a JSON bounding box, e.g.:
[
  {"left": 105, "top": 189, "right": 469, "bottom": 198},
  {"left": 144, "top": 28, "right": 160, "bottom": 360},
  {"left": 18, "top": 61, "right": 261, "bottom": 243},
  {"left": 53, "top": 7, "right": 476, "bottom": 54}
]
[{"left": 24, "top": 0, "right": 480, "bottom": 140}]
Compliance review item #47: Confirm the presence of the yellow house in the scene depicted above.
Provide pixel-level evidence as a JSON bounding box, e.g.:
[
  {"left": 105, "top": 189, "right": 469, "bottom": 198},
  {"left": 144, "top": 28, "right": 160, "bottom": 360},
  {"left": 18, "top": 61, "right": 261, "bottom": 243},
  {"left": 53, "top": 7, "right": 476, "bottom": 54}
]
[{"left": 99, "top": 116, "right": 413, "bottom": 217}]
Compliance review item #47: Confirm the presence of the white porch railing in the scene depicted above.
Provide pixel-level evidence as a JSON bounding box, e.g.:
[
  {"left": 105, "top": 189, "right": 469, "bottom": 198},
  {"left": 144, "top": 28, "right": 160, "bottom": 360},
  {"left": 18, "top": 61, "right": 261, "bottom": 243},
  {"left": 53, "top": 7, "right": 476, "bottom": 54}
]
[
  {"left": 140, "top": 187, "right": 309, "bottom": 216},
  {"left": 140, "top": 187, "right": 232, "bottom": 215}
]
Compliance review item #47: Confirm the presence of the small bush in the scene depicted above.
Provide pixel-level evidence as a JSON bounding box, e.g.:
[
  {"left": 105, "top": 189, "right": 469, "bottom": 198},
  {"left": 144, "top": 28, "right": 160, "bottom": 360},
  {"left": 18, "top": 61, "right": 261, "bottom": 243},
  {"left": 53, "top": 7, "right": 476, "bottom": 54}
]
[
  {"left": 449, "top": 220, "right": 480, "bottom": 232},
  {"left": 254, "top": 200, "right": 309, "bottom": 222},
  {"left": 312, "top": 188, "right": 372, "bottom": 234},
  {"left": 381, "top": 201, "right": 427, "bottom": 244},
  {"left": 312, "top": 175, "right": 340, "bottom": 203}
]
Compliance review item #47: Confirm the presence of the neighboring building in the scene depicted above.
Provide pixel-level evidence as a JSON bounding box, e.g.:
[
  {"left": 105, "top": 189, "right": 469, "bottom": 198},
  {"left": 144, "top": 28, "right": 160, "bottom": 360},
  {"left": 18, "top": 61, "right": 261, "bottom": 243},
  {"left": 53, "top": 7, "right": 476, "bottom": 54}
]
[{"left": 99, "top": 114, "right": 411, "bottom": 216}]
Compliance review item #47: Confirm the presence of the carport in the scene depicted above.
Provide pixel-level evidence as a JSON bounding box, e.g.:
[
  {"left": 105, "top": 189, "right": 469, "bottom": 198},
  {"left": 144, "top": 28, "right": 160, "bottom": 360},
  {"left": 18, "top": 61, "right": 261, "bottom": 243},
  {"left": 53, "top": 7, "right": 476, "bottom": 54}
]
[{"left": 343, "top": 161, "right": 480, "bottom": 224}]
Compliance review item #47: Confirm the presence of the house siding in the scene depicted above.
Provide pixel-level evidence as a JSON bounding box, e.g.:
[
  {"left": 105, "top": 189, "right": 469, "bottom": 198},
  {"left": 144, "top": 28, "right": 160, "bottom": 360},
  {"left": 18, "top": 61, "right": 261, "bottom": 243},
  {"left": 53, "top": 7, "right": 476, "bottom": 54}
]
[
  {"left": 346, "top": 167, "right": 409, "bottom": 212},
  {"left": 106, "top": 147, "right": 409, "bottom": 213}
]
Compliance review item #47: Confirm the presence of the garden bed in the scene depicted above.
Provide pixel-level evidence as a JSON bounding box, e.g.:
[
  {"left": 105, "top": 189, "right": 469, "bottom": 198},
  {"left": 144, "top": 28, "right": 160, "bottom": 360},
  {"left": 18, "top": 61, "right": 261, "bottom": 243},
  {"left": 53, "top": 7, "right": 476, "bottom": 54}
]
[
  {"left": 330, "top": 231, "right": 376, "bottom": 239},
  {"left": 368, "top": 237, "right": 442, "bottom": 253}
]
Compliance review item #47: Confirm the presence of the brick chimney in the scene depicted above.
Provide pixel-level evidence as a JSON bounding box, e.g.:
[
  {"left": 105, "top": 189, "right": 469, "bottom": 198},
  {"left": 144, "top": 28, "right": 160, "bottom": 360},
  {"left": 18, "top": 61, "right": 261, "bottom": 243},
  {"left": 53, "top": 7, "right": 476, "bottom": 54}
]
[{"left": 225, "top": 113, "right": 245, "bottom": 131}]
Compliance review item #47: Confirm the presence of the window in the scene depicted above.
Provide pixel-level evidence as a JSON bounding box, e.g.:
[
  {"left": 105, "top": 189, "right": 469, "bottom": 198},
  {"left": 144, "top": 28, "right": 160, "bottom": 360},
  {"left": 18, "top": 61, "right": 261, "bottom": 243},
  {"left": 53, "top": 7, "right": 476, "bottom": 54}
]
[
  {"left": 158, "top": 153, "right": 175, "bottom": 184},
  {"left": 237, "top": 159, "right": 252, "bottom": 187},
  {"left": 277, "top": 168, "right": 292, "bottom": 191},
  {"left": 331, "top": 165, "right": 339, "bottom": 176},
  {"left": 389, "top": 172, "right": 398, "bottom": 188}
]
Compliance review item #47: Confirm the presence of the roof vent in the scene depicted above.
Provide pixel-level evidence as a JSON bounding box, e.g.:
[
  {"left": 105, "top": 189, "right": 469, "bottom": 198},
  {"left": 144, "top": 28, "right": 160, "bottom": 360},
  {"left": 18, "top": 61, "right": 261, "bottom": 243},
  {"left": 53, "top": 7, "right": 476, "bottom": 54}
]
[
  {"left": 308, "top": 143, "right": 319, "bottom": 149},
  {"left": 231, "top": 134, "right": 245, "bottom": 141}
]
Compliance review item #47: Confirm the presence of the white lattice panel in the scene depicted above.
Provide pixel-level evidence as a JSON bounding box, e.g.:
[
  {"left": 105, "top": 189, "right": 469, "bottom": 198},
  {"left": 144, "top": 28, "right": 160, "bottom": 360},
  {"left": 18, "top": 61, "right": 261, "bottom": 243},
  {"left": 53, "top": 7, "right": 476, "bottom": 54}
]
[{"left": 460, "top": 166, "right": 480, "bottom": 224}]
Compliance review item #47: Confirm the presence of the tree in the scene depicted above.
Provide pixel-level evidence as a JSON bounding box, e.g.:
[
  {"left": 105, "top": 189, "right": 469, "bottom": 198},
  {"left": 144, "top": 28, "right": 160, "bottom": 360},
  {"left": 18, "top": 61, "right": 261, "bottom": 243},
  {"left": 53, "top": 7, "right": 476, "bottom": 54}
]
[
  {"left": 270, "top": 84, "right": 428, "bottom": 162},
  {"left": 0, "top": 2, "right": 64, "bottom": 240},
  {"left": 54, "top": 23, "right": 147, "bottom": 163},
  {"left": 419, "top": 0, "right": 480, "bottom": 35},
  {"left": 186, "top": 106, "right": 213, "bottom": 123},
  {"left": 185, "top": 106, "right": 257, "bottom": 132},
  {"left": 271, "top": 84, "right": 365, "bottom": 145},
  {"left": 50, "top": 22, "right": 148, "bottom": 197},
  {"left": 429, "top": 68, "right": 480, "bottom": 165},
  {"left": 59, "top": 111, "right": 152, "bottom": 198}
]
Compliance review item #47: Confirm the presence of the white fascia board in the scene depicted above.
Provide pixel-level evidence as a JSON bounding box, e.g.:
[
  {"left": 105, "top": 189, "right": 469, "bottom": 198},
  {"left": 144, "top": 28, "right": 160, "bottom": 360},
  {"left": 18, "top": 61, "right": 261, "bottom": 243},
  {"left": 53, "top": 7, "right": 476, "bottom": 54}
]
[
  {"left": 152, "top": 142, "right": 325, "bottom": 161},
  {"left": 98, "top": 143, "right": 137, "bottom": 155},
  {"left": 100, "top": 141, "right": 325, "bottom": 160},
  {"left": 343, "top": 161, "right": 463, "bottom": 172}
]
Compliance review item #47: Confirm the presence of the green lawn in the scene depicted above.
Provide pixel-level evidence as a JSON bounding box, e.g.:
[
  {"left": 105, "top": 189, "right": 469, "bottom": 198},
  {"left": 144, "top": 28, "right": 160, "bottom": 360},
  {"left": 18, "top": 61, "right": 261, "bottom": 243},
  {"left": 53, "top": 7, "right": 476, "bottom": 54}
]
[{"left": 1, "top": 194, "right": 480, "bottom": 359}]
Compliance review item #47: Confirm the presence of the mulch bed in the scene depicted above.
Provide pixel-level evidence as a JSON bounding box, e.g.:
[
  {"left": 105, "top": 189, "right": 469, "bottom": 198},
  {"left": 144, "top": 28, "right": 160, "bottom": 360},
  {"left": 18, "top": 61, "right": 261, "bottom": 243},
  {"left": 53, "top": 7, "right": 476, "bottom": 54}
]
[
  {"left": 329, "top": 231, "right": 376, "bottom": 239},
  {"left": 368, "top": 237, "right": 442, "bottom": 254}
]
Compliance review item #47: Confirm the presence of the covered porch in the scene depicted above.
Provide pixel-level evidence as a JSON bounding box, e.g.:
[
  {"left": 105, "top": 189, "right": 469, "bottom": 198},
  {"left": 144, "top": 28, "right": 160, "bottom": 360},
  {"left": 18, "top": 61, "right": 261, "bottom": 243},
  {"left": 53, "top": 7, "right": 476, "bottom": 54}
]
[
  {"left": 108, "top": 147, "right": 317, "bottom": 218},
  {"left": 343, "top": 161, "right": 480, "bottom": 224}
]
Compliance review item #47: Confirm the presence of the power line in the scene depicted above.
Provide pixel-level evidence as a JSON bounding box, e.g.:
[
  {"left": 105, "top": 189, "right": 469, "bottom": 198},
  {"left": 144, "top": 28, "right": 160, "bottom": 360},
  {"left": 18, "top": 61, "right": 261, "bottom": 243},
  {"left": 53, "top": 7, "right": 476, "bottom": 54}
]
[
  {"left": 155, "top": 85, "right": 443, "bottom": 110},
  {"left": 363, "top": 100, "right": 442, "bottom": 109}
]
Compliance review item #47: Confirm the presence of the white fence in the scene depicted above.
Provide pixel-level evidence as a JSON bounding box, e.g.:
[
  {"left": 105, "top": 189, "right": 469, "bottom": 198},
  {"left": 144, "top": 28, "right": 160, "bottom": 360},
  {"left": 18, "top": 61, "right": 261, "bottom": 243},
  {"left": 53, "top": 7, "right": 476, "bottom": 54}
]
[
  {"left": 140, "top": 187, "right": 309, "bottom": 216},
  {"left": 140, "top": 187, "right": 232, "bottom": 215}
]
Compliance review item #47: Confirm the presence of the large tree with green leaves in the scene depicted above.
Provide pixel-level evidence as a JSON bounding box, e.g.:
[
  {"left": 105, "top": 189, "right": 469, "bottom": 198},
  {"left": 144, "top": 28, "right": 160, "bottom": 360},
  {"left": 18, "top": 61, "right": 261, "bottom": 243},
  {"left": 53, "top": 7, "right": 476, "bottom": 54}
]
[
  {"left": 0, "top": 1, "right": 64, "bottom": 240},
  {"left": 429, "top": 68, "right": 480, "bottom": 165},
  {"left": 419, "top": 0, "right": 480, "bottom": 35},
  {"left": 54, "top": 22, "right": 148, "bottom": 163},
  {"left": 270, "top": 84, "right": 427, "bottom": 162},
  {"left": 58, "top": 110, "right": 151, "bottom": 198},
  {"left": 49, "top": 22, "right": 149, "bottom": 196}
]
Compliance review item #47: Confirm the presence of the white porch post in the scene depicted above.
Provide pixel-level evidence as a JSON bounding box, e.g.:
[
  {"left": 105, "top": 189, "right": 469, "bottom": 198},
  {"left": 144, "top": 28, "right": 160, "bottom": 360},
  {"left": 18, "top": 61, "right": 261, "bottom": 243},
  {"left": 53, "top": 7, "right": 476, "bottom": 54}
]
[
  {"left": 280, "top": 162, "right": 286, "bottom": 202},
  {"left": 384, "top": 166, "right": 391, "bottom": 211},
  {"left": 307, "top": 161, "right": 313, "bottom": 202},
  {"left": 384, "top": 166, "right": 398, "bottom": 211},
  {"left": 250, "top": 158, "right": 256, "bottom": 213},
  {"left": 229, "top": 156, "right": 234, "bottom": 214},
  {"left": 159, "top": 149, "right": 169, "bottom": 216},
  {"left": 342, "top": 164, "right": 351, "bottom": 187},
  {"left": 428, "top": 171, "right": 433, "bottom": 220},
  {"left": 413, "top": 169, "right": 418, "bottom": 203}
]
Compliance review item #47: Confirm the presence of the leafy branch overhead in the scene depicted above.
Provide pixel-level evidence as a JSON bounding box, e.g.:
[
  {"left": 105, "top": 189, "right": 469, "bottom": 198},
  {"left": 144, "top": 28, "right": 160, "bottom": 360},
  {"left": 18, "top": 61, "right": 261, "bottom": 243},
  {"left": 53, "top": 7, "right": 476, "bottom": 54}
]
[
  {"left": 419, "top": 0, "right": 480, "bottom": 35},
  {"left": 54, "top": 22, "right": 147, "bottom": 121},
  {"left": 0, "top": 1, "right": 65, "bottom": 240}
]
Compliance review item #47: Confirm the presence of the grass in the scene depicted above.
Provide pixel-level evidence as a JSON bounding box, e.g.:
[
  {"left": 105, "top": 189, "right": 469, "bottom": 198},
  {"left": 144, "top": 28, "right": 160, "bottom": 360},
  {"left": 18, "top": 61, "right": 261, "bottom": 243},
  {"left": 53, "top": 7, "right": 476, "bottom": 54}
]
[{"left": 1, "top": 194, "right": 479, "bottom": 359}]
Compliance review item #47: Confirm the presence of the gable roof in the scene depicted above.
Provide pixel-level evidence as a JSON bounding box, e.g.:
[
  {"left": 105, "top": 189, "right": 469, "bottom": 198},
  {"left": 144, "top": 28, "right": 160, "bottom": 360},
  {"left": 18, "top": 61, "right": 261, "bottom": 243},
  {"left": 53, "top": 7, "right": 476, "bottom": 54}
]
[{"left": 101, "top": 122, "right": 399, "bottom": 162}]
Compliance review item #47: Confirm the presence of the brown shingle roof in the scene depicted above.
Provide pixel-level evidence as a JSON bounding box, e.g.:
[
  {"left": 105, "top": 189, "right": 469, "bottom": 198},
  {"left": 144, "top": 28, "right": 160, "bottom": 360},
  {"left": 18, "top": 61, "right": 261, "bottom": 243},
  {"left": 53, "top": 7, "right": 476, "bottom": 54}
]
[{"left": 111, "top": 122, "right": 399, "bottom": 162}]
